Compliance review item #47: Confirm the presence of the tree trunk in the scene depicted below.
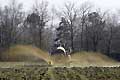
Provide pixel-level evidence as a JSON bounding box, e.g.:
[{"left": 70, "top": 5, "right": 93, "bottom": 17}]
[
  {"left": 70, "top": 23, "right": 74, "bottom": 53},
  {"left": 39, "top": 28, "right": 42, "bottom": 48},
  {"left": 85, "top": 24, "right": 89, "bottom": 51}
]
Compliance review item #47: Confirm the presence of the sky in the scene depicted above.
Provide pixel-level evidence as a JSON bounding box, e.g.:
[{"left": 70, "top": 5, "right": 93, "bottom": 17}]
[{"left": 0, "top": 0, "right": 119, "bottom": 12}]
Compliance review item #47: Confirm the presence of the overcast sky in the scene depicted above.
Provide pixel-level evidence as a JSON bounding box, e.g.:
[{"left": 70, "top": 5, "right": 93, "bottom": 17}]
[{"left": 0, "top": 0, "right": 119, "bottom": 12}]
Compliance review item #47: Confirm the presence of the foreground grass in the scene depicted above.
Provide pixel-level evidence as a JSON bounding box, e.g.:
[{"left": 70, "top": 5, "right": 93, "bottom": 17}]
[{"left": 0, "top": 65, "right": 119, "bottom": 80}]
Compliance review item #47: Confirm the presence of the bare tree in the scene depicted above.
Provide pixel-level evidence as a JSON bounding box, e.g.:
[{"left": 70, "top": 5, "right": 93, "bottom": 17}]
[
  {"left": 104, "top": 13, "right": 119, "bottom": 54},
  {"left": 26, "top": 0, "right": 49, "bottom": 48},
  {"left": 86, "top": 11, "right": 106, "bottom": 51},
  {"left": 61, "top": 2, "right": 78, "bottom": 52},
  {"left": 79, "top": 2, "right": 92, "bottom": 51},
  {"left": 0, "top": 0, "right": 24, "bottom": 48}
]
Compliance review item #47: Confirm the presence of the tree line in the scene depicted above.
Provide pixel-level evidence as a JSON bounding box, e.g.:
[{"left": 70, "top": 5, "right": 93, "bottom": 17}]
[{"left": 0, "top": 0, "right": 120, "bottom": 60}]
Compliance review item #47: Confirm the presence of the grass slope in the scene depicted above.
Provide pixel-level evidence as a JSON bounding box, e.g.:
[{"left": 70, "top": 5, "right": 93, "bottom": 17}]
[
  {"left": 2, "top": 45, "right": 50, "bottom": 63},
  {"left": 70, "top": 52, "right": 119, "bottom": 67},
  {"left": 1, "top": 45, "right": 119, "bottom": 67}
]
